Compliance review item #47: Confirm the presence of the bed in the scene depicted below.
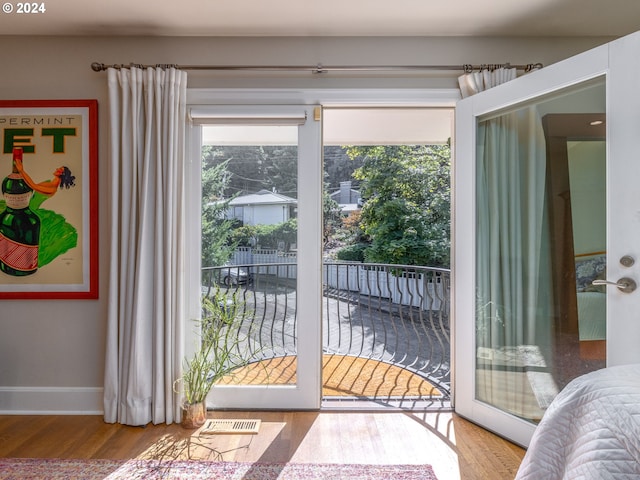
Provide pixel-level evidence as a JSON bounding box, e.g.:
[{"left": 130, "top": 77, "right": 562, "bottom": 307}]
[{"left": 515, "top": 364, "right": 640, "bottom": 479}]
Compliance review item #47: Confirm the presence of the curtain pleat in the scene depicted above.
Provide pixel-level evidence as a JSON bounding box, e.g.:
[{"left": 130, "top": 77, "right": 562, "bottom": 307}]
[
  {"left": 475, "top": 107, "right": 553, "bottom": 415},
  {"left": 476, "top": 109, "right": 551, "bottom": 348},
  {"left": 104, "top": 66, "right": 187, "bottom": 426},
  {"left": 458, "top": 67, "right": 517, "bottom": 98}
]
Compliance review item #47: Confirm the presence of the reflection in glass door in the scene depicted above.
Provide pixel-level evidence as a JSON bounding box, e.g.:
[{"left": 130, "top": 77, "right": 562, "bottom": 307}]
[
  {"left": 474, "top": 79, "right": 606, "bottom": 424},
  {"left": 543, "top": 113, "right": 606, "bottom": 388}
]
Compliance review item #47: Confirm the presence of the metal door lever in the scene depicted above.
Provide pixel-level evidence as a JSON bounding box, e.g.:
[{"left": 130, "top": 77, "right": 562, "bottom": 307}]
[{"left": 592, "top": 277, "right": 637, "bottom": 293}]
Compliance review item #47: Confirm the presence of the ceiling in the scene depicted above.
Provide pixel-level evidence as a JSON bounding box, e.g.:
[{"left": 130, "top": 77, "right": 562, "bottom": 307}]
[{"left": 1, "top": 0, "right": 639, "bottom": 37}]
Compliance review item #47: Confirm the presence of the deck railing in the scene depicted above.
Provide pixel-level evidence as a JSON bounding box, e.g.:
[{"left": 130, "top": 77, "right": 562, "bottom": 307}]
[{"left": 201, "top": 261, "right": 451, "bottom": 405}]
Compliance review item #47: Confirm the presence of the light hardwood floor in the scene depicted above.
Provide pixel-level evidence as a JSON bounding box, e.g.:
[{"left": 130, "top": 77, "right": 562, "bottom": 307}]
[{"left": 0, "top": 411, "right": 525, "bottom": 480}]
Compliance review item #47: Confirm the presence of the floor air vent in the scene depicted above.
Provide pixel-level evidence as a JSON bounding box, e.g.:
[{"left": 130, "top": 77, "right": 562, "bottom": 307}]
[{"left": 201, "top": 419, "right": 262, "bottom": 434}]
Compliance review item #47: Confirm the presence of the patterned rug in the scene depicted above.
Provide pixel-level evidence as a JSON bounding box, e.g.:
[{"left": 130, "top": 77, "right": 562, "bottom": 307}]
[{"left": 0, "top": 458, "right": 438, "bottom": 479}]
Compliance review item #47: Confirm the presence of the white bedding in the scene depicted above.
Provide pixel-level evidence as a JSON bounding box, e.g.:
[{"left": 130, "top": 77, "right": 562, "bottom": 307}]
[{"left": 515, "top": 364, "right": 640, "bottom": 479}]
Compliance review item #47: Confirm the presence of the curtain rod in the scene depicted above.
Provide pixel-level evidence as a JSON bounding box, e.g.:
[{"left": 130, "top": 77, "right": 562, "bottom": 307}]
[{"left": 91, "top": 62, "right": 543, "bottom": 74}]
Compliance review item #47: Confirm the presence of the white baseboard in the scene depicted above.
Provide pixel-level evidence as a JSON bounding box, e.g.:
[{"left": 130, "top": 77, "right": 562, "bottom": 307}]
[{"left": 0, "top": 386, "right": 104, "bottom": 414}]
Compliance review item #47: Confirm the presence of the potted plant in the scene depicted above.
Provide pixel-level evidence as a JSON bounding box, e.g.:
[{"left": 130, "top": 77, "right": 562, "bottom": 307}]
[{"left": 175, "top": 290, "right": 255, "bottom": 428}]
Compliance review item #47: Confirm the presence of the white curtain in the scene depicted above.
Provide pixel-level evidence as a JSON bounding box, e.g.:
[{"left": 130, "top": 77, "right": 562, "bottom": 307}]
[
  {"left": 475, "top": 107, "right": 553, "bottom": 418},
  {"left": 476, "top": 107, "right": 550, "bottom": 347},
  {"left": 458, "top": 66, "right": 517, "bottom": 98},
  {"left": 104, "top": 67, "right": 188, "bottom": 425}
]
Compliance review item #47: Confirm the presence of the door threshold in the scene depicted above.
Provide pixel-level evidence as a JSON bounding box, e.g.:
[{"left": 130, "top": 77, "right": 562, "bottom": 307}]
[{"left": 321, "top": 397, "right": 452, "bottom": 412}]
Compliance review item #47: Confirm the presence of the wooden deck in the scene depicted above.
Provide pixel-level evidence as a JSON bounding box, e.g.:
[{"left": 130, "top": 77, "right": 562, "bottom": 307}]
[{"left": 220, "top": 354, "right": 442, "bottom": 399}]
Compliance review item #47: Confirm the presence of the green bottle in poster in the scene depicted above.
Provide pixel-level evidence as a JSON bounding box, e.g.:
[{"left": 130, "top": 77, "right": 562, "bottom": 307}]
[{"left": 0, "top": 147, "right": 40, "bottom": 276}]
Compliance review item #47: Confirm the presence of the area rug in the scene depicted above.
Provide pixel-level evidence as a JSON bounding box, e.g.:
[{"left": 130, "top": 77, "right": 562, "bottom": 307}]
[{"left": 0, "top": 458, "right": 438, "bottom": 480}]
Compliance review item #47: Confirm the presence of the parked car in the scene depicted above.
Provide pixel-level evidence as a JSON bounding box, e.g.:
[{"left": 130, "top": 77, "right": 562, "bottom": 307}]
[{"left": 219, "top": 266, "right": 252, "bottom": 286}]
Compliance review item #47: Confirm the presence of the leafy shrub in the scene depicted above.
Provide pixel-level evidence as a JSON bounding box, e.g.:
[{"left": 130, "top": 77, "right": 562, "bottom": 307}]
[{"left": 336, "top": 243, "right": 369, "bottom": 262}]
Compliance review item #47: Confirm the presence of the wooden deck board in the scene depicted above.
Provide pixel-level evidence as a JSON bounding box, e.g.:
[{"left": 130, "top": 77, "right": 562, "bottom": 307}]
[{"left": 219, "top": 354, "right": 441, "bottom": 398}]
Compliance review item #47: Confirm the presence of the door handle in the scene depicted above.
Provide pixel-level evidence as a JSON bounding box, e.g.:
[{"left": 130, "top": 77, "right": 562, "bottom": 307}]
[{"left": 592, "top": 277, "right": 637, "bottom": 293}]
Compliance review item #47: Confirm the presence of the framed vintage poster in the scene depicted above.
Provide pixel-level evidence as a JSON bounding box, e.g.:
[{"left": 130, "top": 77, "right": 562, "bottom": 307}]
[{"left": 0, "top": 100, "right": 98, "bottom": 299}]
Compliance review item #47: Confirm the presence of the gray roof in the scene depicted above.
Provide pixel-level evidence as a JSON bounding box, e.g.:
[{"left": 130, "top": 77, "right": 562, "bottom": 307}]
[{"left": 228, "top": 189, "right": 297, "bottom": 206}]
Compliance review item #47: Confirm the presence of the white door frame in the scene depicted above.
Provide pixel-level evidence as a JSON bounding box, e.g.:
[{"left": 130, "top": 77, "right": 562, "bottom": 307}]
[
  {"left": 454, "top": 30, "right": 640, "bottom": 447},
  {"left": 188, "top": 104, "right": 322, "bottom": 409},
  {"left": 185, "top": 87, "right": 459, "bottom": 409}
]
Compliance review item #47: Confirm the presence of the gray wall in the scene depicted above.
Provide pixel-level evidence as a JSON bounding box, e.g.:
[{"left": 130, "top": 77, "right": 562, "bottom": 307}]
[{"left": 0, "top": 34, "right": 612, "bottom": 413}]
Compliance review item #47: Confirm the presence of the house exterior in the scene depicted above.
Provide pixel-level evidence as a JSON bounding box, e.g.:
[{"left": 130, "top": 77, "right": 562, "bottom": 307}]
[
  {"left": 226, "top": 189, "right": 297, "bottom": 226},
  {"left": 330, "top": 181, "right": 361, "bottom": 215}
]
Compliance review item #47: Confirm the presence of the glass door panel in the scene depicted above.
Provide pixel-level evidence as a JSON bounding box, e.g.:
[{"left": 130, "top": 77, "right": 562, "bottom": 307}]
[
  {"left": 202, "top": 124, "right": 299, "bottom": 389},
  {"left": 474, "top": 80, "right": 606, "bottom": 424},
  {"left": 456, "top": 30, "right": 640, "bottom": 447},
  {"left": 193, "top": 105, "right": 322, "bottom": 410}
]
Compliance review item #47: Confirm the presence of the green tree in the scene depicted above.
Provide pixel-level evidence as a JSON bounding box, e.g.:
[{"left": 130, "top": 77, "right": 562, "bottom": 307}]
[
  {"left": 230, "top": 220, "right": 298, "bottom": 250},
  {"left": 262, "top": 146, "right": 298, "bottom": 198},
  {"left": 203, "top": 145, "right": 266, "bottom": 196},
  {"left": 323, "top": 172, "right": 343, "bottom": 247},
  {"left": 324, "top": 146, "right": 363, "bottom": 191},
  {"left": 201, "top": 156, "right": 237, "bottom": 267},
  {"left": 346, "top": 144, "right": 450, "bottom": 267},
  {"left": 204, "top": 145, "right": 298, "bottom": 198}
]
